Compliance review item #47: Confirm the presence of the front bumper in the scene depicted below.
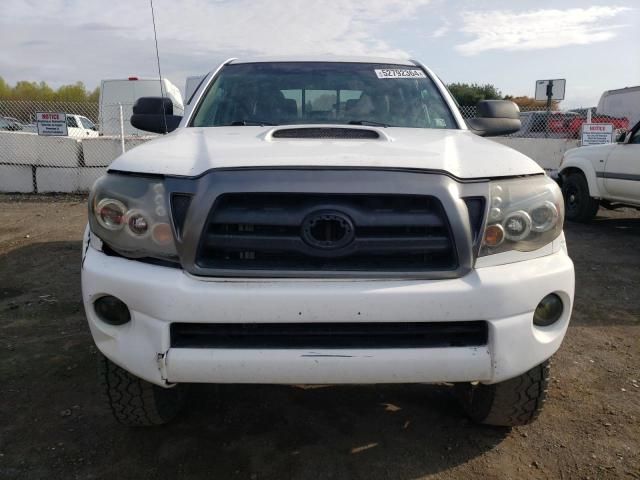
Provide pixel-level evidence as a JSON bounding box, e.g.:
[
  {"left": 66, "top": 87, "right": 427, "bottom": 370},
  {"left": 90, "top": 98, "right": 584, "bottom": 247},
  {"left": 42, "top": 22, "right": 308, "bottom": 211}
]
[{"left": 82, "top": 234, "right": 574, "bottom": 387}]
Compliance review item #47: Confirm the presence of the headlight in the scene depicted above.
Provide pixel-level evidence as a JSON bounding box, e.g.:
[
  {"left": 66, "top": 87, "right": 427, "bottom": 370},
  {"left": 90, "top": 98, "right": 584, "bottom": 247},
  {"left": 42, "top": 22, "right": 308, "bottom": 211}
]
[
  {"left": 89, "top": 174, "right": 178, "bottom": 261},
  {"left": 479, "top": 175, "right": 563, "bottom": 256}
]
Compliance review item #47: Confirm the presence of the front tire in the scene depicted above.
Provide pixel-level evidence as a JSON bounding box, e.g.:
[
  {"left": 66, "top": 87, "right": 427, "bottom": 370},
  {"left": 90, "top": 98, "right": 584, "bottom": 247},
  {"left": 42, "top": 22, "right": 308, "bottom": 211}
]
[
  {"left": 458, "top": 360, "right": 550, "bottom": 427},
  {"left": 562, "top": 173, "right": 599, "bottom": 222},
  {"left": 97, "top": 353, "right": 186, "bottom": 426}
]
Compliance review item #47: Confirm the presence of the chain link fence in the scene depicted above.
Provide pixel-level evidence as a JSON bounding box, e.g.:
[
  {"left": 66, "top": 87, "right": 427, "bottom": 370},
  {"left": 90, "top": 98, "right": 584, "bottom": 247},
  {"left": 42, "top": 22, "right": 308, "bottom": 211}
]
[
  {"left": 0, "top": 100, "right": 630, "bottom": 193},
  {"left": 458, "top": 105, "right": 630, "bottom": 139},
  {"left": 0, "top": 100, "right": 154, "bottom": 193}
]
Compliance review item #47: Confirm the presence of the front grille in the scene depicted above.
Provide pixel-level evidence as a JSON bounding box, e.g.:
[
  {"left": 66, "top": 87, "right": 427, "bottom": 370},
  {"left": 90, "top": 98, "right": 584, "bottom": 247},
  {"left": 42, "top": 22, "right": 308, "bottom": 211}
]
[
  {"left": 463, "top": 197, "right": 485, "bottom": 245},
  {"left": 170, "top": 321, "right": 488, "bottom": 349},
  {"left": 195, "top": 193, "right": 456, "bottom": 273},
  {"left": 272, "top": 127, "right": 379, "bottom": 139},
  {"left": 170, "top": 194, "right": 192, "bottom": 239}
]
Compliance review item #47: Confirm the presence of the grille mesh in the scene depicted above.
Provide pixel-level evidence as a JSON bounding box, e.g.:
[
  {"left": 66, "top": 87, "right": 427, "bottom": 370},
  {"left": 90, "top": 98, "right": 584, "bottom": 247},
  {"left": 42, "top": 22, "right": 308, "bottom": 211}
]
[{"left": 195, "top": 193, "right": 457, "bottom": 273}]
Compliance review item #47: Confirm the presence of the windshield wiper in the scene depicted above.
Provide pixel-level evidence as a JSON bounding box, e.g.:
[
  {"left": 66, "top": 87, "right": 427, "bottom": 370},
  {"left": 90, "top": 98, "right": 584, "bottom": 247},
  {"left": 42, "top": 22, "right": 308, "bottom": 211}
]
[
  {"left": 348, "top": 120, "right": 390, "bottom": 127},
  {"left": 229, "top": 120, "right": 279, "bottom": 126}
]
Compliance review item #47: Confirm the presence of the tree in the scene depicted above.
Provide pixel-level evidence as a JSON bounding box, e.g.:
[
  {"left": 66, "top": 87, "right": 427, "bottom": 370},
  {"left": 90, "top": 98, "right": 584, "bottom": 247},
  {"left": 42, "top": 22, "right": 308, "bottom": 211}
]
[
  {"left": 56, "top": 82, "right": 90, "bottom": 102},
  {"left": 88, "top": 86, "right": 100, "bottom": 103},
  {"left": 447, "top": 83, "right": 502, "bottom": 106},
  {"left": 0, "top": 78, "right": 100, "bottom": 102},
  {"left": 0, "top": 77, "right": 11, "bottom": 99},
  {"left": 504, "top": 95, "right": 559, "bottom": 111}
]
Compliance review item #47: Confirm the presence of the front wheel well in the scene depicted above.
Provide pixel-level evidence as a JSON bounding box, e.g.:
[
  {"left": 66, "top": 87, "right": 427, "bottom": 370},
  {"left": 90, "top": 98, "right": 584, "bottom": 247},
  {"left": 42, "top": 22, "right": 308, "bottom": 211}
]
[
  {"left": 559, "top": 166, "right": 586, "bottom": 181},
  {"left": 560, "top": 166, "right": 599, "bottom": 198}
]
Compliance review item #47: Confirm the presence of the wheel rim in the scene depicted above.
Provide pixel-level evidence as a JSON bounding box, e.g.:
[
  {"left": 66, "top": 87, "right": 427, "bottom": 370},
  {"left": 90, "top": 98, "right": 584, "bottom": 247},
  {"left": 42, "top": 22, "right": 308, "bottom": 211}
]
[{"left": 564, "top": 185, "right": 580, "bottom": 214}]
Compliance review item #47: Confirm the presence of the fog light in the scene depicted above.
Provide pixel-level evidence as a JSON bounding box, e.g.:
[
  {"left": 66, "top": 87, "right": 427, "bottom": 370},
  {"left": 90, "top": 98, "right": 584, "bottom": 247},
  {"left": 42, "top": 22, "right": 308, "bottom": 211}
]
[
  {"left": 94, "top": 295, "right": 131, "bottom": 325},
  {"left": 533, "top": 293, "right": 563, "bottom": 326}
]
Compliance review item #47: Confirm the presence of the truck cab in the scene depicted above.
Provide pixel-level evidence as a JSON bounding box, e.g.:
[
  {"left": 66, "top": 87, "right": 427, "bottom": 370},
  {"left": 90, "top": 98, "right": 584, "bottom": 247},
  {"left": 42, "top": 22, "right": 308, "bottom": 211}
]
[{"left": 66, "top": 114, "right": 99, "bottom": 138}]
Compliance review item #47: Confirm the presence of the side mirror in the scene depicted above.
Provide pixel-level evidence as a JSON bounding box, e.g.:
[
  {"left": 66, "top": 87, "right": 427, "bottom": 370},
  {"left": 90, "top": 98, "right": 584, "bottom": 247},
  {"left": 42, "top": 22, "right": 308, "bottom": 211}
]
[
  {"left": 466, "top": 100, "right": 521, "bottom": 137},
  {"left": 130, "top": 97, "right": 182, "bottom": 134},
  {"left": 616, "top": 130, "right": 628, "bottom": 143}
]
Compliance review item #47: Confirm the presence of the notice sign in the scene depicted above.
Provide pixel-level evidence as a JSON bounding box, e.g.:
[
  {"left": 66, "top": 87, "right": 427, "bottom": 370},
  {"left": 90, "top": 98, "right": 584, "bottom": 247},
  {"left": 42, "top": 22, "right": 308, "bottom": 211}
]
[
  {"left": 36, "top": 112, "right": 68, "bottom": 136},
  {"left": 375, "top": 69, "right": 426, "bottom": 79},
  {"left": 581, "top": 123, "right": 614, "bottom": 146}
]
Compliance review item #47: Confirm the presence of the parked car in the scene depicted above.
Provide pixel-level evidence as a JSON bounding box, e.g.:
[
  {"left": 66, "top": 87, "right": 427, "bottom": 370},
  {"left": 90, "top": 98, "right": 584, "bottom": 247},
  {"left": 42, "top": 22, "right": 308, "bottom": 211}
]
[
  {"left": 546, "top": 112, "right": 581, "bottom": 136},
  {"left": 0, "top": 116, "right": 24, "bottom": 131},
  {"left": 557, "top": 108, "right": 629, "bottom": 137},
  {"left": 511, "top": 111, "right": 570, "bottom": 138},
  {"left": 514, "top": 110, "right": 629, "bottom": 139},
  {"left": 66, "top": 114, "right": 99, "bottom": 137},
  {"left": 83, "top": 57, "right": 574, "bottom": 428},
  {"left": 559, "top": 120, "right": 640, "bottom": 221}
]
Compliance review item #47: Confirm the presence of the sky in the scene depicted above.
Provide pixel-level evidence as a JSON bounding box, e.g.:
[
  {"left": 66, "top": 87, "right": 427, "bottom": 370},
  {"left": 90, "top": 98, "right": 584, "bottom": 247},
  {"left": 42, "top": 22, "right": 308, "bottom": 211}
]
[{"left": 1, "top": 0, "right": 638, "bottom": 108}]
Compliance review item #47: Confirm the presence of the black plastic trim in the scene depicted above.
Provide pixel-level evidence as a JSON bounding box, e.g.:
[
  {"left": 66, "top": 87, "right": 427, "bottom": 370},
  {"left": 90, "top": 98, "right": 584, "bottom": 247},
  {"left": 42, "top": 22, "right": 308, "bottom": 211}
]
[
  {"left": 272, "top": 127, "right": 380, "bottom": 139},
  {"left": 596, "top": 171, "right": 640, "bottom": 181},
  {"left": 170, "top": 321, "right": 489, "bottom": 349}
]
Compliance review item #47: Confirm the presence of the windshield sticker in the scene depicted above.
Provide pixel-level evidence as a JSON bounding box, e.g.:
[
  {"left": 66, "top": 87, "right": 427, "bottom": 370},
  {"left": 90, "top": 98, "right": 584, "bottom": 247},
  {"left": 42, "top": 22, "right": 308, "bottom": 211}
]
[{"left": 375, "top": 69, "right": 426, "bottom": 79}]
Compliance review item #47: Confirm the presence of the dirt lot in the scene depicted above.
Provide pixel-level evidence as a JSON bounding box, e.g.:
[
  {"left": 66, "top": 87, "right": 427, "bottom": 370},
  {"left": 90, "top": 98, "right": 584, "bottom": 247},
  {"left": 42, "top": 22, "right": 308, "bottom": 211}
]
[{"left": 0, "top": 194, "right": 638, "bottom": 480}]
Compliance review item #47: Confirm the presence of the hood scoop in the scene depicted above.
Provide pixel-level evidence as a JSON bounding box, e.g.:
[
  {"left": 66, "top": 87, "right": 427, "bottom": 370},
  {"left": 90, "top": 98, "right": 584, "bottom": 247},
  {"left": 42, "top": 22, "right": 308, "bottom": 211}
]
[{"left": 270, "top": 127, "right": 381, "bottom": 140}]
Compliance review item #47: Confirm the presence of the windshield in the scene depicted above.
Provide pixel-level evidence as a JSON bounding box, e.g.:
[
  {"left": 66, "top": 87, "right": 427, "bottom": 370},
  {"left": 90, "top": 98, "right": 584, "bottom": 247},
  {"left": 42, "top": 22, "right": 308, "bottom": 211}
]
[
  {"left": 191, "top": 62, "right": 458, "bottom": 129},
  {"left": 79, "top": 117, "right": 95, "bottom": 129}
]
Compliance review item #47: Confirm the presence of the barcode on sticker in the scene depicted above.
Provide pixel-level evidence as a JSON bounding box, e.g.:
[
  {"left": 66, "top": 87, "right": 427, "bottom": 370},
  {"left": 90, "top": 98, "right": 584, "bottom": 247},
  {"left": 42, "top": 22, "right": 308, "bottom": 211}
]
[{"left": 374, "top": 69, "right": 426, "bottom": 79}]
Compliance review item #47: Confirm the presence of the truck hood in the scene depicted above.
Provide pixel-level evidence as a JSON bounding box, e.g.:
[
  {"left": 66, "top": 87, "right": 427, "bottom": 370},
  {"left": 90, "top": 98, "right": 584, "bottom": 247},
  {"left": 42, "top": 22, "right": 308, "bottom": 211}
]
[
  {"left": 563, "top": 142, "right": 616, "bottom": 160},
  {"left": 110, "top": 126, "right": 543, "bottom": 179}
]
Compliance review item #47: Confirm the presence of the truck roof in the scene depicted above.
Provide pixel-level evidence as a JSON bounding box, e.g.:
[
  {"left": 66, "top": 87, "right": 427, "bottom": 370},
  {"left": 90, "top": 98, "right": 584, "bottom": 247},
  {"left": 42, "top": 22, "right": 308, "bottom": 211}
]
[
  {"left": 100, "top": 78, "right": 170, "bottom": 83},
  {"left": 601, "top": 85, "right": 640, "bottom": 95},
  {"left": 229, "top": 56, "right": 416, "bottom": 66}
]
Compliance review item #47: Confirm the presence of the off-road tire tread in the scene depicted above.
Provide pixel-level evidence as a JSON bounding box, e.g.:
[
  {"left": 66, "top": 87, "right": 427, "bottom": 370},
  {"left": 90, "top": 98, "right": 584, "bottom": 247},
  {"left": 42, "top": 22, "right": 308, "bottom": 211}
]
[
  {"left": 563, "top": 173, "right": 599, "bottom": 222},
  {"left": 97, "top": 353, "right": 185, "bottom": 426},
  {"left": 462, "top": 360, "right": 550, "bottom": 427}
]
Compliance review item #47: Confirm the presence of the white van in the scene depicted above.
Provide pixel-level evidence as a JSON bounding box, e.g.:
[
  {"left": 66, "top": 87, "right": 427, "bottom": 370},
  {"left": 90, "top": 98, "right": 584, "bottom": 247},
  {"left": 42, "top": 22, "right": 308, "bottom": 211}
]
[
  {"left": 99, "top": 77, "right": 184, "bottom": 136},
  {"left": 596, "top": 86, "right": 640, "bottom": 126},
  {"left": 184, "top": 75, "right": 206, "bottom": 104}
]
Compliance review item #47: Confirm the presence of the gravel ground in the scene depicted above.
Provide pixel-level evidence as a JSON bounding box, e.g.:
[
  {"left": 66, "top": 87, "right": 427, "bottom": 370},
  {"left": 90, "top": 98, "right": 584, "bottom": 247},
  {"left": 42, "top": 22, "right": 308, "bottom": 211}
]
[{"left": 0, "top": 194, "right": 638, "bottom": 480}]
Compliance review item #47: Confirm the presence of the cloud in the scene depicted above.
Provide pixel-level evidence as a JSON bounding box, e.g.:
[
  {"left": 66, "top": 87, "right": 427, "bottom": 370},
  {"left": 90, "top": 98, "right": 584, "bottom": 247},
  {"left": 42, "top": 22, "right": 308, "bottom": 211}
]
[
  {"left": 0, "top": 0, "right": 431, "bottom": 89},
  {"left": 431, "top": 19, "right": 450, "bottom": 38},
  {"left": 456, "top": 6, "right": 631, "bottom": 55}
]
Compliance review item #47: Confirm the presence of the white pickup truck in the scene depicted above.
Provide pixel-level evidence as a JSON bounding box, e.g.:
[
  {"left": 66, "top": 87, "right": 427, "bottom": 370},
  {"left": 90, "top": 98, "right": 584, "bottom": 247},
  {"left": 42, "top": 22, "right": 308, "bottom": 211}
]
[
  {"left": 560, "top": 121, "right": 640, "bottom": 221},
  {"left": 82, "top": 57, "right": 574, "bottom": 427},
  {"left": 66, "top": 114, "right": 99, "bottom": 138}
]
